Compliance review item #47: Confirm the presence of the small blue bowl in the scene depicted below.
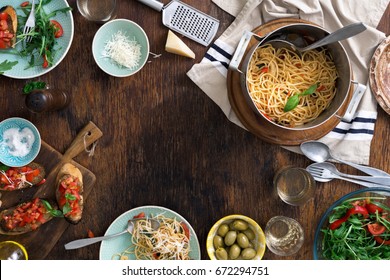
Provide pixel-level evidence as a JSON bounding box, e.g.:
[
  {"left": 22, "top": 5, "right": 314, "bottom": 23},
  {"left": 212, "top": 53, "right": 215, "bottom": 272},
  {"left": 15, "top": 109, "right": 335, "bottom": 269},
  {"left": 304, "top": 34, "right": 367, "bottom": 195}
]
[
  {"left": 0, "top": 118, "right": 41, "bottom": 167},
  {"left": 92, "top": 19, "right": 150, "bottom": 77}
]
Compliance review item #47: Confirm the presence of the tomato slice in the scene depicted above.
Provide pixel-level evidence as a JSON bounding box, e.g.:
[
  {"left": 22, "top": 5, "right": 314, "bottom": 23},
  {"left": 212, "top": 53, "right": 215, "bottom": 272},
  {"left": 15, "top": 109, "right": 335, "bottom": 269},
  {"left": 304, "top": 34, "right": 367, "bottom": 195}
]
[
  {"left": 366, "top": 203, "right": 384, "bottom": 214},
  {"left": 367, "top": 223, "right": 386, "bottom": 235},
  {"left": 374, "top": 236, "right": 390, "bottom": 245},
  {"left": 50, "top": 20, "right": 63, "bottom": 38}
]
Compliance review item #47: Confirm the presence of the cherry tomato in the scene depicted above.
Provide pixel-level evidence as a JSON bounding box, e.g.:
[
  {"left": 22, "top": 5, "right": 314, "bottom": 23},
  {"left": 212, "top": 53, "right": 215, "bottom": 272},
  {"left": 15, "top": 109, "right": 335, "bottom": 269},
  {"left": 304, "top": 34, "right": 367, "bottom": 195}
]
[
  {"left": 133, "top": 212, "right": 146, "bottom": 219},
  {"left": 367, "top": 223, "right": 386, "bottom": 235},
  {"left": 42, "top": 55, "right": 49, "bottom": 68},
  {"left": 50, "top": 20, "right": 63, "bottom": 38}
]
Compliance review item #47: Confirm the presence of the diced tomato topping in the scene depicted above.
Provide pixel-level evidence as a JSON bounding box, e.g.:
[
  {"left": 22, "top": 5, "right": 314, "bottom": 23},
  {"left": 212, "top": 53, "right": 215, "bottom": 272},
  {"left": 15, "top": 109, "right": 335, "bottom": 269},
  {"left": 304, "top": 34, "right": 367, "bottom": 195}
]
[{"left": 1, "top": 198, "right": 49, "bottom": 231}]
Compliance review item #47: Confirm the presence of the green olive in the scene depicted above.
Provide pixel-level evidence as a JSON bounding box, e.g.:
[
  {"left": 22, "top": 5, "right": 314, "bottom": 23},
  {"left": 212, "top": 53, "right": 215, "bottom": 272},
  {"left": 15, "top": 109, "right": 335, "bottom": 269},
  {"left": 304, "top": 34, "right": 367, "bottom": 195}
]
[
  {"left": 241, "top": 248, "right": 257, "bottom": 260},
  {"left": 224, "top": 231, "right": 237, "bottom": 246},
  {"left": 236, "top": 233, "right": 250, "bottom": 248},
  {"left": 213, "top": 235, "right": 224, "bottom": 249},
  {"left": 215, "top": 248, "right": 228, "bottom": 260},
  {"left": 217, "top": 224, "right": 229, "bottom": 237},
  {"left": 228, "top": 244, "right": 241, "bottom": 260},
  {"left": 231, "top": 219, "right": 249, "bottom": 231},
  {"left": 243, "top": 228, "right": 256, "bottom": 240}
]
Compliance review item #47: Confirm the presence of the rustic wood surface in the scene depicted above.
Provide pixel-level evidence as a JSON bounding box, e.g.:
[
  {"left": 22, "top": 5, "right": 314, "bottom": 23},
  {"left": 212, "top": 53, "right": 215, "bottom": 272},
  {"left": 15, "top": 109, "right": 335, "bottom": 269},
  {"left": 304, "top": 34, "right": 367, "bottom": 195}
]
[{"left": 0, "top": 0, "right": 389, "bottom": 260}]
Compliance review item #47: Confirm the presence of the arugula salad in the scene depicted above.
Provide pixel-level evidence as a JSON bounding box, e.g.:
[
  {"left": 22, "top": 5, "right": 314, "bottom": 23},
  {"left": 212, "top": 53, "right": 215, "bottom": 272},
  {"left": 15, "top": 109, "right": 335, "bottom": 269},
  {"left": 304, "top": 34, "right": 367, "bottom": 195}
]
[
  {"left": 320, "top": 195, "right": 390, "bottom": 260},
  {"left": 0, "top": 0, "right": 71, "bottom": 73}
]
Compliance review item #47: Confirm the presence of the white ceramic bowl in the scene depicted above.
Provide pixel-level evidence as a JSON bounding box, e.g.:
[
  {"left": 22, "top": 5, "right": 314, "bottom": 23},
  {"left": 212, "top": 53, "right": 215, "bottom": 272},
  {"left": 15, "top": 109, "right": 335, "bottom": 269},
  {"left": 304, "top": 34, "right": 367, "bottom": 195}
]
[
  {"left": 92, "top": 19, "right": 150, "bottom": 77},
  {"left": 0, "top": 118, "right": 41, "bottom": 167}
]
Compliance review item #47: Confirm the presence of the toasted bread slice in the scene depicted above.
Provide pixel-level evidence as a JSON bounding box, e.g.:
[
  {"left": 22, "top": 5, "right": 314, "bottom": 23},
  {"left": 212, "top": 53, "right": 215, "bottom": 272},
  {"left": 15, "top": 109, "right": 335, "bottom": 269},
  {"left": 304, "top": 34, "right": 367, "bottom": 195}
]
[
  {"left": 0, "top": 198, "right": 57, "bottom": 235},
  {"left": 0, "top": 5, "right": 17, "bottom": 48},
  {"left": 0, "top": 163, "right": 46, "bottom": 191},
  {"left": 56, "top": 163, "right": 84, "bottom": 224}
]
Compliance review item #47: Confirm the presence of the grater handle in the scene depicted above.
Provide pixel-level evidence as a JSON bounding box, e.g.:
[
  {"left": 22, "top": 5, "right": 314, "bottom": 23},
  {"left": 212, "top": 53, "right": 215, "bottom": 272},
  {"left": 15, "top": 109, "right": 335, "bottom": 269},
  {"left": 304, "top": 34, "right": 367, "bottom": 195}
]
[{"left": 136, "top": 0, "right": 164, "bottom": 12}]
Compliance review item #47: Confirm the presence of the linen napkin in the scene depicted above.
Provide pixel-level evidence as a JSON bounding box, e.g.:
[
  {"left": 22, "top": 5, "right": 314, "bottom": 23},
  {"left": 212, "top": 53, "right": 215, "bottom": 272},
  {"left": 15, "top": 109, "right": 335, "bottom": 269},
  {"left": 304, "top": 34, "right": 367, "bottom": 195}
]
[{"left": 187, "top": 0, "right": 388, "bottom": 164}]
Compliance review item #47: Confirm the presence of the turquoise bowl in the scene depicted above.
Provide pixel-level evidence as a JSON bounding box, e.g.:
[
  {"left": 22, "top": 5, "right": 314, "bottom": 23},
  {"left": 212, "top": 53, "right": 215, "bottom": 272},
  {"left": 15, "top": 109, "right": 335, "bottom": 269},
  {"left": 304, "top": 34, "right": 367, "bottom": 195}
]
[
  {"left": 92, "top": 19, "right": 150, "bottom": 77},
  {"left": 0, "top": 118, "right": 41, "bottom": 167}
]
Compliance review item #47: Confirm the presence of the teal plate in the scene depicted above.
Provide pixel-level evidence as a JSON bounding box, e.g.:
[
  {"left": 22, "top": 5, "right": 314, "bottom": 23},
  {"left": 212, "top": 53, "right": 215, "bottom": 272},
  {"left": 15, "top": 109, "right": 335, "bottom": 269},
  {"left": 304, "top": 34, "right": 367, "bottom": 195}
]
[
  {"left": 0, "top": 117, "right": 41, "bottom": 167},
  {"left": 99, "top": 205, "right": 201, "bottom": 260},
  {"left": 0, "top": 0, "right": 74, "bottom": 79},
  {"left": 92, "top": 19, "right": 150, "bottom": 77}
]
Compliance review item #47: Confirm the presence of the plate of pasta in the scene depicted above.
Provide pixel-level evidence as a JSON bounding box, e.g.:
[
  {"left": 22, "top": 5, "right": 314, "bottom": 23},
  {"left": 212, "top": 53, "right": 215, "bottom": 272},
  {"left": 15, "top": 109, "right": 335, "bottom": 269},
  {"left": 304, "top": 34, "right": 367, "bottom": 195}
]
[{"left": 99, "top": 205, "right": 201, "bottom": 260}]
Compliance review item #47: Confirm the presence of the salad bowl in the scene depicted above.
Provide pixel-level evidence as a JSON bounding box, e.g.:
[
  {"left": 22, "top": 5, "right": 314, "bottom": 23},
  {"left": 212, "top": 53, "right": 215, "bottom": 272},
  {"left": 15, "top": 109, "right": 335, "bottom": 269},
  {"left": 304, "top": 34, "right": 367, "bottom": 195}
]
[{"left": 314, "top": 188, "right": 390, "bottom": 260}]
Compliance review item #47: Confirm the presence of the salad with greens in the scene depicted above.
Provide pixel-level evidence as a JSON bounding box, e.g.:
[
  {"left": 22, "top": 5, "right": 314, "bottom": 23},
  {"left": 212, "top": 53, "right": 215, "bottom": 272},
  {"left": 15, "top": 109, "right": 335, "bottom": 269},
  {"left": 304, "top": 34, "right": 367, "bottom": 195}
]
[{"left": 320, "top": 195, "right": 390, "bottom": 260}]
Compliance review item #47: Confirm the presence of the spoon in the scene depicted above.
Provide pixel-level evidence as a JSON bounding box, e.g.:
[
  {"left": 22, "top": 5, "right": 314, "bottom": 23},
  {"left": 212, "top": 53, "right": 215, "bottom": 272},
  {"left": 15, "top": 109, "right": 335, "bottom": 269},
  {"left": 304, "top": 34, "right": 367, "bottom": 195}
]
[
  {"left": 307, "top": 162, "right": 390, "bottom": 186},
  {"left": 306, "top": 163, "right": 388, "bottom": 188},
  {"left": 64, "top": 218, "right": 160, "bottom": 250},
  {"left": 267, "top": 22, "right": 366, "bottom": 54},
  {"left": 300, "top": 141, "right": 390, "bottom": 178}
]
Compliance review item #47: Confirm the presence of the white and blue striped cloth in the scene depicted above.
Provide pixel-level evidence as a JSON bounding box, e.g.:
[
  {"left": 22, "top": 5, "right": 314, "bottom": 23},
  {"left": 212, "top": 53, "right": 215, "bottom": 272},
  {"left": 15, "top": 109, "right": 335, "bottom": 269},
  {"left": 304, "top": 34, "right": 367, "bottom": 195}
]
[{"left": 187, "top": 0, "right": 387, "bottom": 164}]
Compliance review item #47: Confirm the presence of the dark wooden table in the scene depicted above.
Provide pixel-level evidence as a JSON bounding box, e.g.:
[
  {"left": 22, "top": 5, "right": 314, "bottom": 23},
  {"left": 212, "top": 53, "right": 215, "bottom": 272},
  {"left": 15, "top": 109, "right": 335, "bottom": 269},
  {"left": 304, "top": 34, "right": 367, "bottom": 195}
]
[{"left": 1, "top": 0, "right": 389, "bottom": 260}]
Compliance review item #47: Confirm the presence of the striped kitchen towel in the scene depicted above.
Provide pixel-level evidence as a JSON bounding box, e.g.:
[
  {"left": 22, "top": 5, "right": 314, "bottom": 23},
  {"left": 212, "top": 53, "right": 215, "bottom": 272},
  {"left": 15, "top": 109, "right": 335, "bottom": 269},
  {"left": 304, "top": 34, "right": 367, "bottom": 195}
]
[{"left": 187, "top": 0, "right": 387, "bottom": 164}]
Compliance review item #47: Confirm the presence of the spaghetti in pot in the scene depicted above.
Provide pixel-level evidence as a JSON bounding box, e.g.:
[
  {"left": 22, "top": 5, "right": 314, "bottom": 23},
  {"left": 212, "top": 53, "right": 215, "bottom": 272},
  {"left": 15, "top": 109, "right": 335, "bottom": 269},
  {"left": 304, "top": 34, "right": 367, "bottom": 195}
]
[
  {"left": 112, "top": 214, "right": 191, "bottom": 260},
  {"left": 246, "top": 44, "right": 338, "bottom": 127}
]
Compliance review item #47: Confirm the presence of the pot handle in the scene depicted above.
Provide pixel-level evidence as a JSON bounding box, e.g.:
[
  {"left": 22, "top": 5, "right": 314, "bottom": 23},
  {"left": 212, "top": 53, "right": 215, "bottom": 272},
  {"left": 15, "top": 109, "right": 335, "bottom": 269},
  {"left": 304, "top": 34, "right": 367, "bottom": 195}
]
[
  {"left": 229, "top": 31, "right": 265, "bottom": 73},
  {"left": 340, "top": 81, "right": 367, "bottom": 122}
]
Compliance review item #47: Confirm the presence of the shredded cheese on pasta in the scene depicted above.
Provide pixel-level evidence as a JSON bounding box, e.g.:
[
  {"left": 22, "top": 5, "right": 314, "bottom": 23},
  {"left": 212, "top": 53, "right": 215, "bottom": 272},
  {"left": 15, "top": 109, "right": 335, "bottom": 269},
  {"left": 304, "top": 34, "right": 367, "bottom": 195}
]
[{"left": 112, "top": 213, "right": 191, "bottom": 260}]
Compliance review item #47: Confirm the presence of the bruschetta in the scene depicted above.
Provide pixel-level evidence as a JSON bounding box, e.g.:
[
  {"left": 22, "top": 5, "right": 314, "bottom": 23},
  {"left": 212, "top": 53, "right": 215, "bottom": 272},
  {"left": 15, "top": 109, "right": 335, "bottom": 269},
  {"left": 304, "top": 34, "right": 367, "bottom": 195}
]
[
  {"left": 0, "top": 5, "right": 17, "bottom": 49},
  {"left": 0, "top": 163, "right": 46, "bottom": 191},
  {"left": 56, "top": 163, "right": 84, "bottom": 224},
  {"left": 0, "top": 198, "right": 60, "bottom": 235}
]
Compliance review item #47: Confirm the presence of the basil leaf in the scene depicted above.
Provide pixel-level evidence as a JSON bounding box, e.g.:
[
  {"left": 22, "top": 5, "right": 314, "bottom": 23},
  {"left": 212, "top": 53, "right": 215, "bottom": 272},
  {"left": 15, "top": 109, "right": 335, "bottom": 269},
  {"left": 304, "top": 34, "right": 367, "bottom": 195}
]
[
  {"left": 284, "top": 95, "right": 300, "bottom": 112},
  {"left": 65, "top": 193, "right": 76, "bottom": 201},
  {"left": 301, "top": 83, "right": 319, "bottom": 96},
  {"left": 0, "top": 165, "right": 10, "bottom": 171},
  {"left": 62, "top": 202, "right": 72, "bottom": 215},
  {"left": 41, "top": 199, "right": 64, "bottom": 217},
  {"left": 23, "top": 81, "right": 47, "bottom": 94}
]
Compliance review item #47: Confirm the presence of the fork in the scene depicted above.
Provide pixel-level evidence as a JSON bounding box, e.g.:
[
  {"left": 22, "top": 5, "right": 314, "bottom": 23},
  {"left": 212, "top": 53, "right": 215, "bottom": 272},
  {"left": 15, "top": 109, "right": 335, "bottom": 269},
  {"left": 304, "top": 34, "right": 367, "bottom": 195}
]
[
  {"left": 23, "top": 0, "right": 36, "bottom": 43},
  {"left": 306, "top": 163, "right": 389, "bottom": 188}
]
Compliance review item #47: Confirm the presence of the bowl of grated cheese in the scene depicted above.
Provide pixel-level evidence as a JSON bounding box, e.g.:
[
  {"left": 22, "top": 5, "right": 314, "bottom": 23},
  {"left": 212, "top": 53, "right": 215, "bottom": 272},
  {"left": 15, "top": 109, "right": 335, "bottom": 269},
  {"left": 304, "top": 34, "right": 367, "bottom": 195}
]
[{"left": 92, "top": 19, "right": 150, "bottom": 77}]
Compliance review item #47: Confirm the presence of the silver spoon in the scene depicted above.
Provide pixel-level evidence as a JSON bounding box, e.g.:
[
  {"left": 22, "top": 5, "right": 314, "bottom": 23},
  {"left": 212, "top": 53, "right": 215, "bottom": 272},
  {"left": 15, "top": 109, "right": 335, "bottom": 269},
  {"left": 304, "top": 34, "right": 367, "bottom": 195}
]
[
  {"left": 306, "top": 163, "right": 388, "bottom": 188},
  {"left": 64, "top": 218, "right": 160, "bottom": 250},
  {"left": 267, "top": 22, "right": 366, "bottom": 54},
  {"left": 307, "top": 162, "right": 390, "bottom": 186},
  {"left": 300, "top": 141, "right": 390, "bottom": 178}
]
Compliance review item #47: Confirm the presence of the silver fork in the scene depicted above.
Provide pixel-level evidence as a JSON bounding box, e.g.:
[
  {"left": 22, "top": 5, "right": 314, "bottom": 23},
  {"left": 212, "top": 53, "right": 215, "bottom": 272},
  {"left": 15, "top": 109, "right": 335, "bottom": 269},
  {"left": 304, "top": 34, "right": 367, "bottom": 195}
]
[
  {"left": 306, "top": 163, "right": 389, "bottom": 188},
  {"left": 23, "top": 0, "right": 36, "bottom": 43}
]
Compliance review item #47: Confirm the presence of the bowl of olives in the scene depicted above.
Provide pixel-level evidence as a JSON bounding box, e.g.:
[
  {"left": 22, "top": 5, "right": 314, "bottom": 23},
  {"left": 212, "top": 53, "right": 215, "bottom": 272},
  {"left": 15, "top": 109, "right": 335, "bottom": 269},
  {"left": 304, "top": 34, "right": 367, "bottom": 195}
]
[{"left": 206, "top": 214, "right": 266, "bottom": 260}]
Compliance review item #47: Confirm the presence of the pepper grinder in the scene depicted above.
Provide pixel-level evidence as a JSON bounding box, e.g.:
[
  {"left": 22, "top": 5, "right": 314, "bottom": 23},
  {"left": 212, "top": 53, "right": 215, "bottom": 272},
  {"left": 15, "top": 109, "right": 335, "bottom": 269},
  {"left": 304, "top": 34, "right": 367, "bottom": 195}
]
[{"left": 25, "top": 88, "right": 70, "bottom": 113}]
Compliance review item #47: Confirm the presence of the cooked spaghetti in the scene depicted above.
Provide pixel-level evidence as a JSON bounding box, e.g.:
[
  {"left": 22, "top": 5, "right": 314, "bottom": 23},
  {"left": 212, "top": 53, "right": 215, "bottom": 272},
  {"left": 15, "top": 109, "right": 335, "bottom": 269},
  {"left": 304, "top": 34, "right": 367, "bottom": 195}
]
[
  {"left": 112, "top": 214, "right": 191, "bottom": 260},
  {"left": 246, "top": 43, "right": 338, "bottom": 127}
]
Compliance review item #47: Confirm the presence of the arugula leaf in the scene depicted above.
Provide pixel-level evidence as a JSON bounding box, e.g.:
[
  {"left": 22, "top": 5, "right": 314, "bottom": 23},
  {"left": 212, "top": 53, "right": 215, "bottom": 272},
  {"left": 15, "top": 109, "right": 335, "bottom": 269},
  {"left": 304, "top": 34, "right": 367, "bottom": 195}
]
[
  {"left": 283, "top": 83, "right": 319, "bottom": 112},
  {"left": 65, "top": 193, "right": 76, "bottom": 201},
  {"left": 0, "top": 60, "right": 18, "bottom": 74},
  {"left": 41, "top": 199, "right": 64, "bottom": 217},
  {"left": 0, "top": 165, "right": 10, "bottom": 171}
]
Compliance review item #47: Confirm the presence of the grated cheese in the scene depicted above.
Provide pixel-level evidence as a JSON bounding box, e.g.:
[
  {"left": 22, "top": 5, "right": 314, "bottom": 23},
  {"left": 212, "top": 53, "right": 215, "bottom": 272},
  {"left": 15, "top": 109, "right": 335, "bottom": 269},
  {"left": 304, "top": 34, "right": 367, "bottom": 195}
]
[{"left": 102, "top": 30, "right": 142, "bottom": 70}]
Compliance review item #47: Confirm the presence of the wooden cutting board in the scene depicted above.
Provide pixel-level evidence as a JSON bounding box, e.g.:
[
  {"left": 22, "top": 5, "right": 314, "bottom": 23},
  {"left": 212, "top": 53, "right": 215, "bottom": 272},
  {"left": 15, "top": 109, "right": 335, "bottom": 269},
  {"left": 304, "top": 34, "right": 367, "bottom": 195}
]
[{"left": 0, "top": 122, "right": 103, "bottom": 259}]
